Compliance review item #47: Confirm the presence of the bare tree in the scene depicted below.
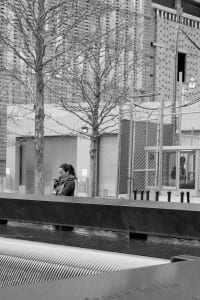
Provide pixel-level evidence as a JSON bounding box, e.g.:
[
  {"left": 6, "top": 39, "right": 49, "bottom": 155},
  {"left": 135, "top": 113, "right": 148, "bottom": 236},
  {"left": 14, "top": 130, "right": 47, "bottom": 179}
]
[
  {"left": 1, "top": 0, "right": 148, "bottom": 196},
  {"left": 48, "top": 1, "right": 140, "bottom": 196},
  {"left": 0, "top": 0, "right": 93, "bottom": 194}
]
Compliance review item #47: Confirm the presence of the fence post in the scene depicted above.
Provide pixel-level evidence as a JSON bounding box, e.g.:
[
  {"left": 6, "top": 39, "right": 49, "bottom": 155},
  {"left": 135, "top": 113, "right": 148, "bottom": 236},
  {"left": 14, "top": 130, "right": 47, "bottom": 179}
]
[
  {"left": 156, "top": 191, "right": 159, "bottom": 201},
  {"left": 186, "top": 191, "right": 190, "bottom": 203},
  {"left": 167, "top": 191, "right": 171, "bottom": 202},
  {"left": 180, "top": 192, "right": 184, "bottom": 203}
]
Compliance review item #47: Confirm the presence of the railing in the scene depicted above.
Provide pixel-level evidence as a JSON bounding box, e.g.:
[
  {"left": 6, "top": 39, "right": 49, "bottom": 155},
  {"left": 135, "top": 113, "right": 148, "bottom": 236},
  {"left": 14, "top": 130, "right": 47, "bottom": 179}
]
[{"left": 152, "top": 3, "right": 200, "bottom": 29}]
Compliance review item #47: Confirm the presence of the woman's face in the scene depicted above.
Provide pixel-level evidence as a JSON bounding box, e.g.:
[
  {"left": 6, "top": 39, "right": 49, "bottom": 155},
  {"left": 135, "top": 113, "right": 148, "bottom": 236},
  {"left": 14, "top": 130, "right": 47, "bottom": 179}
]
[{"left": 59, "top": 167, "right": 66, "bottom": 176}]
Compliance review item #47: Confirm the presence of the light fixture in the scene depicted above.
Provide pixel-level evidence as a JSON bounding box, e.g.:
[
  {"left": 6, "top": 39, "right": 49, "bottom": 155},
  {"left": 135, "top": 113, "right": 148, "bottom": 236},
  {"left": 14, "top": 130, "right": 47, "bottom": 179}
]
[{"left": 81, "top": 126, "right": 88, "bottom": 133}]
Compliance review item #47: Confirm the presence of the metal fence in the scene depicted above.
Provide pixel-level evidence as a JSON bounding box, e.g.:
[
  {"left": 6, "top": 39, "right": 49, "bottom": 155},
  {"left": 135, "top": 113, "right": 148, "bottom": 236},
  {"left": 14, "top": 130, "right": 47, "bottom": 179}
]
[{"left": 118, "top": 95, "right": 200, "bottom": 200}]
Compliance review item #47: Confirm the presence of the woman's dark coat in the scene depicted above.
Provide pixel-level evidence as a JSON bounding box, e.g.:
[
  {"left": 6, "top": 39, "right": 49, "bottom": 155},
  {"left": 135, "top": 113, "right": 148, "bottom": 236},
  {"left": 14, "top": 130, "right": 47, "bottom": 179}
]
[{"left": 54, "top": 174, "right": 76, "bottom": 196}]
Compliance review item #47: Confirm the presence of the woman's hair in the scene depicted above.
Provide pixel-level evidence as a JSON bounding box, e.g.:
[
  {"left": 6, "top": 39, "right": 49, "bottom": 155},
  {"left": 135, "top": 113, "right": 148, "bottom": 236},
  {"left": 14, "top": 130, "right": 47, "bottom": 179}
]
[{"left": 59, "top": 163, "right": 76, "bottom": 177}]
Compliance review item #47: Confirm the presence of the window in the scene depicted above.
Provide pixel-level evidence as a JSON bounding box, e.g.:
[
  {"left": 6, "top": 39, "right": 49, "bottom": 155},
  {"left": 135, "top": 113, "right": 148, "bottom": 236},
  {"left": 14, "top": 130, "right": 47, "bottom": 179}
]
[
  {"left": 177, "top": 52, "right": 186, "bottom": 82},
  {"left": 170, "top": 151, "right": 195, "bottom": 189},
  {"left": 162, "top": 151, "right": 176, "bottom": 187},
  {"left": 179, "top": 151, "right": 195, "bottom": 189}
]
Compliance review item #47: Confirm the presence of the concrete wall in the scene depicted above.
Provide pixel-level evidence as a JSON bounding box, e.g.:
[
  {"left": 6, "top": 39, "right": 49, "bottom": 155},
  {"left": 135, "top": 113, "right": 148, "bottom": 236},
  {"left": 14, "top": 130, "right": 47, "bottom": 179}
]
[
  {"left": 14, "top": 136, "right": 77, "bottom": 194},
  {"left": 44, "top": 136, "right": 77, "bottom": 190},
  {"left": 76, "top": 137, "right": 90, "bottom": 195},
  {"left": 98, "top": 134, "right": 118, "bottom": 197},
  {"left": 6, "top": 105, "right": 118, "bottom": 195},
  {"left": 13, "top": 135, "right": 118, "bottom": 196}
]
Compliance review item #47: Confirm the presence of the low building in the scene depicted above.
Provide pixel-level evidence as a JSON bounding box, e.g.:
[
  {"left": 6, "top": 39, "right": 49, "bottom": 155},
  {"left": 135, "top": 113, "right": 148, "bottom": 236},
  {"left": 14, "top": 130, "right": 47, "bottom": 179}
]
[{"left": 5, "top": 104, "right": 118, "bottom": 197}]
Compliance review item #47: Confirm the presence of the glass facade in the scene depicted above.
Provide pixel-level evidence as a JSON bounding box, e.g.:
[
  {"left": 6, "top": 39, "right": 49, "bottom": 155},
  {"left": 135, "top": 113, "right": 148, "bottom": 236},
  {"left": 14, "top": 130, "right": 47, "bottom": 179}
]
[
  {"left": 179, "top": 151, "right": 195, "bottom": 189},
  {"left": 146, "top": 147, "right": 197, "bottom": 191},
  {"left": 162, "top": 151, "right": 176, "bottom": 188}
]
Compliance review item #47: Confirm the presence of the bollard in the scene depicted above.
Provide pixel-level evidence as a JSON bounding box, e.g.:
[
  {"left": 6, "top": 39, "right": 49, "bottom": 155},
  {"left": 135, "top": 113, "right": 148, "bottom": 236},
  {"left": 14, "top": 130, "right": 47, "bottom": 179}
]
[
  {"left": 146, "top": 190, "right": 150, "bottom": 201},
  {"left": 0, "top": 219, "right": 8, "bottom": 225},
  {"left": 155, "top": 191, "right": 159, "bottom": 201},
  {"left": 186, "top": 191, "right": 190, "bottom": 203},
  {"left": 134, "top": 190, "right": 137, "bottom": 200},
  {"left": 167, "top": 191, "right": 171, "bottom": 202},
  {"left": 141, "top": 191, "right": 144, "bottom": 200},
  {"left": 180, "top": 192, "right": 184, "bottom": 203}
]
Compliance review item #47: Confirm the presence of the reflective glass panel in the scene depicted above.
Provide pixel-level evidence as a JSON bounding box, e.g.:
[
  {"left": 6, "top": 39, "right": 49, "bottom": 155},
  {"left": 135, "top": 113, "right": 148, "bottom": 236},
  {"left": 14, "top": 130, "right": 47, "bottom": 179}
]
[{"left": 162, "top": 151, "right": 176, "bottom": 187}]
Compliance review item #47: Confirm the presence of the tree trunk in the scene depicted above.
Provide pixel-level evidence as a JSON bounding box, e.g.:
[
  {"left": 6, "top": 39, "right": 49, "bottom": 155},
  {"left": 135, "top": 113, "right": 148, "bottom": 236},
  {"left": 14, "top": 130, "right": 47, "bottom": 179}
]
[
  {"left": 89, "top": 134, "right": 99, "bottom": 197},
  {"left": 35, "top": 70, "right": 45, "bottom": 194},
  {"left": 34, "top": 0, "right": 45, "bottom": 194}
]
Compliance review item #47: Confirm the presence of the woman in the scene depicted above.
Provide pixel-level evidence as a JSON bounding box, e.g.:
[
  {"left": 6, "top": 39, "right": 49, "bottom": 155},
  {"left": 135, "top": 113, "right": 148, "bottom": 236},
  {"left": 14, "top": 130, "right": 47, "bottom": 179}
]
[{"left": 53, "top": 163, "right": 76, "bottom": 196}]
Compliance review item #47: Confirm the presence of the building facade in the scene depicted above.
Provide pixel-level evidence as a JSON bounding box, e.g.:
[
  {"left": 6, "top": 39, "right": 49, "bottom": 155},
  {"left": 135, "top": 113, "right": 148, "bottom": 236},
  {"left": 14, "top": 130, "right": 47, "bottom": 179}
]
[
  {"left": 2, "top": 0, "right": 200, "bottom": 195},
  {"left": 6, "top": 104, "right": 118, "bottom": 196},
  {"left": 151, "top": 0, "right": 200, "bottom": 104}
]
